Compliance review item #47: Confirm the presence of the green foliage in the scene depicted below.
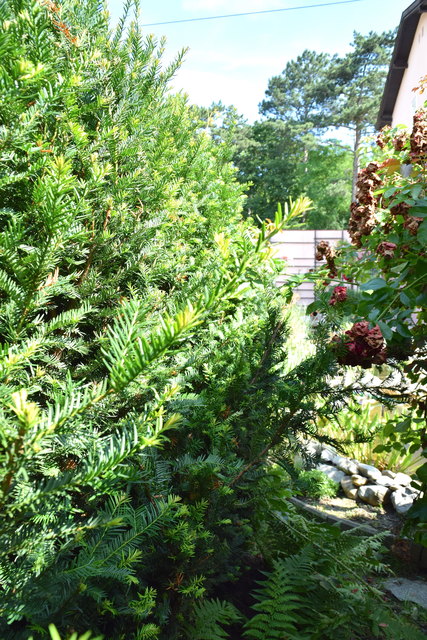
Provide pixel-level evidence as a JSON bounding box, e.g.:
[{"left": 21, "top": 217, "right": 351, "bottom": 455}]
[
  {"left": 317, "top": 401, "right": 424, "bottom": 474},
  {"left": 296, "top": 469, "right": 338, "bottom": 499},
  {"left": 0, "top": 1, "right": 352, "bottom": 638},
  {"left": 244, "top": 511, "right": 425, "bottom": 640},
  {"left": 1, "top": 3, "right": 424, "bottom": 639},
  {"left": 259, "top": 50, "right": 338, "bottom": 131},
  {"left": 333, "top": 31, "right": 396, "bottom": 136},
  {"left": 184, "top": 598, "right": 241, "bottom": 640},
  {"left": 233, "top": 31, "right": 394, "bottom": 223},
  {"left": 244, "top": 555, "right": 311, "bottom": 639},
  {"left": 335, "top": 29, "right": 398, "bottom": 197},
  {"left": 233, "top": 121, "right": 352, "bottom": 226},
  {"left": 295, "top": 142, "right": 352, "bottom": 228},
  {"left": 315, "top": 111, "right": 427, "bottom": 544},
  {"left": 47, "top": 625, "right": 103, "bottom": 640}
]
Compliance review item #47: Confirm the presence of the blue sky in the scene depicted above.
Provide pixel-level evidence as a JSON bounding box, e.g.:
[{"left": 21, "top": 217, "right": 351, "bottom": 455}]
[{"left": 108, "top": 0, "right": 411, "bottom": 123}]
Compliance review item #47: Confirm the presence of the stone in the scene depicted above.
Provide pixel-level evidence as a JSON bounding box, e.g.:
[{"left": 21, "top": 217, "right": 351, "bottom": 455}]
[
  {"left": 391, "top": 488, "right": 415, "bottom": 515},
  {"left": 378, "top": 475, "right": 395, "bottom": 487},
  {"left": 393, "top": 472, "right": 412, "bottom": 487},
  {"left": 341, "top": 476, "right": 358, "bottom": 500},
  {"left": 336, "top": 458, "right": 359, "bottom": 475},
  {"left": 357, "top": 463, "right": 383, "bottom": 483},
  {"left": 367, "top": 469, "right": 384, "bottom": 483},
  {"left": 351, "top": 474, "right": 367, "bottom": 487},
  {"left": 316, "top": 464, "right": 346, "bottom": 484},
  {"left": 382, "top": 469, "right": 397, "bottom": 479},
  {"left": 389, "top": 482, "right": 418, "bottom": 493},
  {"left": 303, "top": 439, "right": 322, "bottom": 457},
  {"left": 357, "top": 484, "right": 389, "bottom": 507},
  {"left": 357, "top": 463, "right": 377, "bottom": 475},
  {"left": 384, "top": 578, "right": 427, "bottom": 609},
  {"left": 320, "top": 448, "right": 336, "bottom": 463}
]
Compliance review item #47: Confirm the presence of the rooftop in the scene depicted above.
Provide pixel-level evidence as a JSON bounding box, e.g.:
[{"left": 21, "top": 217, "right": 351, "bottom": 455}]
[{"left": 377, "top": 0, "right": 427, "bottom": 129}]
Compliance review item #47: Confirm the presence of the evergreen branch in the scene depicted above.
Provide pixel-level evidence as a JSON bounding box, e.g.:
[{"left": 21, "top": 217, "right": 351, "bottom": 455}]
[{"left": 229, "top": 406, "right": 300, "bottom": 486}]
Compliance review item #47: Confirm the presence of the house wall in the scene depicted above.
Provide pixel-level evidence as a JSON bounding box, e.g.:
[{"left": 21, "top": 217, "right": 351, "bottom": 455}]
[
  {"left": 271, "top": 229, "right": 350, "bottom": 306},
  {"left": 393, "top": 12, "right": 427, "bottom": 127}
]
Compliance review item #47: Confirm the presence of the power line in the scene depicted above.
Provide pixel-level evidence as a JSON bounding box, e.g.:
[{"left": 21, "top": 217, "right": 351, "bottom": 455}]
[{"left": 142, "top": 0, "right": 365, "bottom": 28}]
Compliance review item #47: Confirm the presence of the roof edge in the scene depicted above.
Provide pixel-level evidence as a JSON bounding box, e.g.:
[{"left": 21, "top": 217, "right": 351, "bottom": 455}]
[{"left": 377, "top": 0, "right": 427, "bottom": 130}]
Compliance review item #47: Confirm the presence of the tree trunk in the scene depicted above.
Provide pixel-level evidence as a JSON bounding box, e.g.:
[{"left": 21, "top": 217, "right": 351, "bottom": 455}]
[{"left": 351, "top": 125, "right": 362, "bottom": 201}]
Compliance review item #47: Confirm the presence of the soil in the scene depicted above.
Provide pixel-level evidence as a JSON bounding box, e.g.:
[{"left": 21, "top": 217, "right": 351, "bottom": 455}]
[{"left": 301, "top": 495, "right": 404, "bottom": 535}]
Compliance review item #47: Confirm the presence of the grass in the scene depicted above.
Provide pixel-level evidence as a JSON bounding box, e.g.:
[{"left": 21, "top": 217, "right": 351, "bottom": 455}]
[{"left": 317, "top": 400, "right": 423, "bottom": 474}]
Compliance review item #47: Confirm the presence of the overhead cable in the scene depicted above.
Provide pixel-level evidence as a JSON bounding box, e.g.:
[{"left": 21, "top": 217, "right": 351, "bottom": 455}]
[{"left": 142, "top": 0, "right": 365, "bottom": 28}]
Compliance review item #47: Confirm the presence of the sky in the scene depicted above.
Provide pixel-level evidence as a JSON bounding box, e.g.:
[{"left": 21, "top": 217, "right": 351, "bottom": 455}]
[{"left": 107, "top": 0, "right": 412, "bottom": 123}]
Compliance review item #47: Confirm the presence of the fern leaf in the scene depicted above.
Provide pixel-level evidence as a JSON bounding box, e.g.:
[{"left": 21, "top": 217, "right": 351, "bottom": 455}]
[{"left": 186, "top": 598, "right": 241, "bottom": 640}]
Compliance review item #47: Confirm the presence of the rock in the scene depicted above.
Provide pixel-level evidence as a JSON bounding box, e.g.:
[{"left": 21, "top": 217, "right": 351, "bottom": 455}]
[
  {"left": 316, "top": 464, "right": 346, "bottom": 483},
  {"left": 389, "top": 482, "right": 418, "bottom": 493},
  {"left": 351, "top": 474, "right": 367, "bottom": 487},
  {"left": 378, "top": 475, "right": 395, "bottom": 487},
  {"left": 357, "top": 462, "right": 378, "bottom": 476},
  {"left": 391, "top": 488, "right": 415, "bottom": 515},
  {"left": 384, "top": 578, "right": 427, "bottom": 609},
  {"left": 336, "top": 458, "right": 359, "bottom": 475},
  {"left": 357, "top": 463, "right": 383, "bottom": 483},
  {"left": 400, "top": 487, "right": 420, "bottom": 501},
  {"left": 341, "top": 476, "right": 358, "bottom": 500},
  {"left": 303, "top": 439, "right": 322, "bottom": 456},
  {"left": 367, "top": 469, "right": 384, "bottom": 483},
  {"left": 320, "top": 448, "right": 336, "bottom": 463},
  {"left": 393, "top": 472, "right": 412, "bottom": 487},
  {"left": 357, "top": 484, "right": 389, "bottom": 507},
  {"left": 382, "top": 469, "right": 397, "bottom": 479}
]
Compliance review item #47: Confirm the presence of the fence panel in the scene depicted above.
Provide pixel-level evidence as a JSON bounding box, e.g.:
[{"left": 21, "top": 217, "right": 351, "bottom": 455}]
[{"left": 271, "top": 229, "right": 350, "bottom": 305}]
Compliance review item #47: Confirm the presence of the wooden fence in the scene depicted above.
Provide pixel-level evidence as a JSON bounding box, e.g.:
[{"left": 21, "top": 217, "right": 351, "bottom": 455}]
[{"left": 270, "top": 229, "right": 350, "bottom": 305}]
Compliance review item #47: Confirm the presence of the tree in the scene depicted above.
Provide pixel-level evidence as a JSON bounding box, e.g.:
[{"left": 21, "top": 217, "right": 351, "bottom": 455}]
[
  {"left": 259, "top": 49, "right": 338, "bottom": 133},
  {"left": 232, "top": 32, "right": 395, "bottom": 222},
  {"left": 0, "top": 4, "right": 424, "bottom": 638},
  {"left": 233, "top": 119, "right": 301, "bottom": 221},
  {"left": 0, "top": 1, "right": 347, "bottom": 637},
  {"left": 191, "top": 101, "right": 246, "bottom": 149},
  {"left": 232, "top": 121, "right": 352, "bottom": 227},
  {"left": 333, "top": 30, "right": 396, "bottom": 198},
  {"left": 295, "top": 140, "right": 352, "bottom": 228}
]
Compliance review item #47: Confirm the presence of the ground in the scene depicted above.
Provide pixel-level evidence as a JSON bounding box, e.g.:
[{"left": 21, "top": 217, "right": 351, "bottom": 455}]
[{"left": 302, "top": 495, "right": 403, "bottom": 534}]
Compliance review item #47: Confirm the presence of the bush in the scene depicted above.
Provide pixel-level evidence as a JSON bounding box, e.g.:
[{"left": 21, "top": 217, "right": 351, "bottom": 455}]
[
  {"left": 309, "top": 106, "right": 427, "bottom": 544},
  {"left": 296, "top": 469, "right": 339, "bottom": 499},
  {"left": 0, "top": 1, "right": 342, "bottom": 638},
  {"left": 1, "top": 3, "right": 425, "bottom": 639}
]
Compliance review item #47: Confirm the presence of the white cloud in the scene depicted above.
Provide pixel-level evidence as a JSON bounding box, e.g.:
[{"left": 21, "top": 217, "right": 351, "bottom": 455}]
[{"left": 170, "top": 67, "right": 265, "bottom": 122}]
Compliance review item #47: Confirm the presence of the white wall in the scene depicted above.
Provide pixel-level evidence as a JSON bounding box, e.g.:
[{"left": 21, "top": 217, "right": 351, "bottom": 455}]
[{"left": 393, "top": 12, "right": 427, "bottom": 127}]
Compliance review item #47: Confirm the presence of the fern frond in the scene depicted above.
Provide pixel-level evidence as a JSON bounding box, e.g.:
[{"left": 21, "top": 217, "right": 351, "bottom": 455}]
[
  {"left": 244, "top": 555, "right": 314, "bottom": 640},
  {"left": 186, "top": 598, "right": 241, "bottom": 640}
]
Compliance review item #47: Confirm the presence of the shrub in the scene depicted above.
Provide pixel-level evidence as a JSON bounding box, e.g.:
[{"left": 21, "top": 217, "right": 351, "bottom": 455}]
[
  {"left": 0, "top": 1, "right": 343, "bottom": 638},
  {"left": 309, "top": 104, "right": 427, "bottom": 545},
  {"left": 1, "top": 3, "right": 424, "bottom": 639},
  {"left": 295, "top": 469, "right": 339, "bottom": 499}
]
